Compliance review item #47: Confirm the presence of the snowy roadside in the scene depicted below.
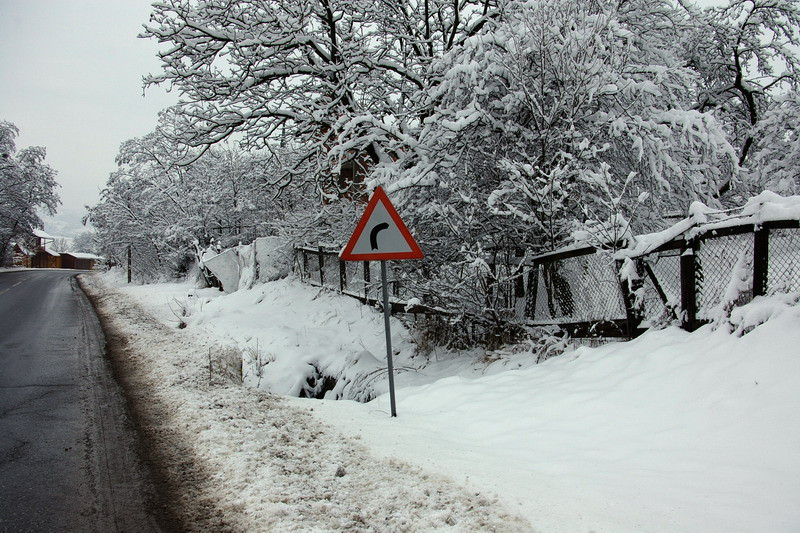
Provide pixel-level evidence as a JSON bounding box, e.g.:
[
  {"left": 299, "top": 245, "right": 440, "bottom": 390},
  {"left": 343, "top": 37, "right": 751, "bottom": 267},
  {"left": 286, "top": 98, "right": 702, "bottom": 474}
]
[
  {"left": 91, "top": 269, "right": 800, "bottom": 533},
  {"left": 79, "top": 273, "right": 532, "bottom": 532}
]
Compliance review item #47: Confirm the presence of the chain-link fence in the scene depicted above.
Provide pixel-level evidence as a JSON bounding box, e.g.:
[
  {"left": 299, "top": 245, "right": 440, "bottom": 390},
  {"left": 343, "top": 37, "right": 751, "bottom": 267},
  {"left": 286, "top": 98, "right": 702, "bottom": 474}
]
[
  {"left": 523, "top": 221, "right": 799, "bottom": 336},
  {"left": 638, "top": 245, "right": 682, "bottom": 324},
  {"left": 481, "top": 220, "right": 800, "bottom": 338},
  {"left": 769, "top": 227, "right": 800, "bottom": 293},
  {"left": 527, "top": 251, "right": 627, "bottom": 324},
  {"left": 695, "top": 231, "right": 755, "bottom": 320},
  {"left": 294, "top": 219, "right": 799, "bottom": 341}
]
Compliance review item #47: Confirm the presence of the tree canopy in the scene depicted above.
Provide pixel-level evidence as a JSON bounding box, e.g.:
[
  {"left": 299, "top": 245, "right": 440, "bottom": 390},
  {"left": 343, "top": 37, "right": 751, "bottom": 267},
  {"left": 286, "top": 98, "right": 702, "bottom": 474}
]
[
  {"left": 0, "top": 121, "right": 60, "bottom": 265},
  {"left": 91, "top": 0, "right": 800, "bottom": 287},
  {"left": 141, "top": 0, "right": 504, "bottom": 199}
]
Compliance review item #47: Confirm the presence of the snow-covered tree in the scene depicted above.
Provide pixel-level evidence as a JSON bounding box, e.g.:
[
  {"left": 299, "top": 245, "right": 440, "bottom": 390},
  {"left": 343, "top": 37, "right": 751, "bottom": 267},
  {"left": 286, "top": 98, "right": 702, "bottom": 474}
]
[
  {"left": 70, "top": 230, "right": 99, "bottom": 255},
  {"left": 87, "top": 108, "right": 316, "bottom": 280},
  {"left": 0, "top": 120, "right": 60, "bottom": 265},
  {"left": 360, "top": 0, "right": 749, "bottom": 338},
  {"left": 392, "top": 0, "right": 736, "bottom": 251},
  {"left": 141, "top": 0, "right": 506, "bottom": 201},
  {"left": 50, "top": 237, "right": 71, "bottom": 253},
  {"left": 746, "top": 91, "right": 800, "bottom": 193},
  {"left": 680, "top": 0, "right": 800, "bottom": 197}
]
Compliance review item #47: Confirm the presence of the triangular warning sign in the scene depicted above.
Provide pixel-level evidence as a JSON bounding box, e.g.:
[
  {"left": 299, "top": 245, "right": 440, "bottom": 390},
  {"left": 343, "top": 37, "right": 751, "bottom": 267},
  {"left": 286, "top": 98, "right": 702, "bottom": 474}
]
[{"left": 340, "top": 187, "right": 424, "bottom": 261}]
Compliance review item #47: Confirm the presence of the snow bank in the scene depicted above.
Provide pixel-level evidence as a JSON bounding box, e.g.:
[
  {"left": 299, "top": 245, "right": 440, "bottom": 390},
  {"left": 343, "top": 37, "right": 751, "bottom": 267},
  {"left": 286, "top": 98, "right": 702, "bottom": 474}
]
[
  {"left": 306, "top": 298, "right": 800, "bottom": 533},
  {"left": 81, "top": 273, "right": 530, "bottom": 532},
  {"left": 98, "top": 270, "right": 800, "bottom": 532},
  {"left": 110, "top": 274, "right": 424, "bottom": 401}
]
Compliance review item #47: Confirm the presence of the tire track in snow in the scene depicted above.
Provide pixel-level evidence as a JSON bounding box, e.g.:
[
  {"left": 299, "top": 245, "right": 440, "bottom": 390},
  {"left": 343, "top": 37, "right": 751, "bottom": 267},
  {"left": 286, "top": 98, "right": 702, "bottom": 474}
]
[{"left": 81, "top": 274, "right": 534, "bottom": 532}]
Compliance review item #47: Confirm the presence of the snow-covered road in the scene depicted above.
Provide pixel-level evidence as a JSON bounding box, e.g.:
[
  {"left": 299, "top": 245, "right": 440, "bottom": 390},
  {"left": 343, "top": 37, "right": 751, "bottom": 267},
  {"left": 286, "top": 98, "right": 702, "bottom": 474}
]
[{"left": 80, "top": 274, "right": 532, "bottom": 532}]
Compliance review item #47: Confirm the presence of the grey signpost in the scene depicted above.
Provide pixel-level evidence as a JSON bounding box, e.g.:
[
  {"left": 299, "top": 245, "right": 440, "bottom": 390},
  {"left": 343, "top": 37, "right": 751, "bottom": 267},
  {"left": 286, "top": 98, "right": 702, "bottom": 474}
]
[
  {"left": 339, "top": 186, "right": 424, "bottom": 417},
  {"left": 380, "top": 259, "right": 398, "bottom": 416}
]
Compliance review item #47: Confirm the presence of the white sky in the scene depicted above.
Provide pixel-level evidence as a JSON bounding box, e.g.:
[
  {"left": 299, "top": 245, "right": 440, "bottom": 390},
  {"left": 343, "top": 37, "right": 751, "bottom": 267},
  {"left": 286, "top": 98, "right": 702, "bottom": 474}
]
[{"left": 0, "top": 0, "right": 176, "bottom": 216}]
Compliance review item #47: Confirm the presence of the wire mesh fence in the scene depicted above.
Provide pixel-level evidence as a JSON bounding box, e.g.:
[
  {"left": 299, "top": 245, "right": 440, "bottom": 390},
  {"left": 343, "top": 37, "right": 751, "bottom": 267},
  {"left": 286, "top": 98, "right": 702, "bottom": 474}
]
[
  {"left": 769, "top": 228, "right": 800, "bottom": 293},
  {"left": 294, "top": 219, "right": 799, "bottom": 341},
  {"left": 639, "top": 247, "right": 682, "bottom": 324},
  {"left": 527, "top": 251, "right": 627, "bottom": 324},
  {"left": 695, "top": 232, "right": 755, "bottom": 320}
]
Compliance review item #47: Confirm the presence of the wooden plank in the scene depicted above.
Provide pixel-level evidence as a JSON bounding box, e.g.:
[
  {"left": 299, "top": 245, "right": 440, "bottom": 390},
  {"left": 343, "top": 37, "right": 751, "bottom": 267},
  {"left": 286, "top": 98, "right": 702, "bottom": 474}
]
[
  {"left": 679, "top": 242, "right": 699, "bottom": 331},
  {"left": 752, "top": 228, "right": 769, "bottom": 297}
]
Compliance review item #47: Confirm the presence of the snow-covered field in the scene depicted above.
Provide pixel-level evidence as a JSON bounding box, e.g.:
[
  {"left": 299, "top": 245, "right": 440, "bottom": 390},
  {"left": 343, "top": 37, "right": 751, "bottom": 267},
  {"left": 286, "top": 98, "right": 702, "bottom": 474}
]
[{"left": 87, "top": 271, "right": 800, "bottom": 532}]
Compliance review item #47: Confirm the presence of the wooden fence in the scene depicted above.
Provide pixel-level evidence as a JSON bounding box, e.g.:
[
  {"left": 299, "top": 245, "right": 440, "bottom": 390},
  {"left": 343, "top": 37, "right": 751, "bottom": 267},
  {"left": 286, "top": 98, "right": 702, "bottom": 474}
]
[
  {"left": 293, "top": 245, "right": 442, "bottom": 315},
  {"left": 294, "top": 218, "right": 800, "bottom": 340}
]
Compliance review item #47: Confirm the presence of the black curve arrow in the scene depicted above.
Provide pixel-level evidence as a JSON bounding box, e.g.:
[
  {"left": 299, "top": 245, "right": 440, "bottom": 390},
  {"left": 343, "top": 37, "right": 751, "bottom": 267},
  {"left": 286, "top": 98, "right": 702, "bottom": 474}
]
[{"left": 370, "top": 222, "right": 390, "bottom": 250}]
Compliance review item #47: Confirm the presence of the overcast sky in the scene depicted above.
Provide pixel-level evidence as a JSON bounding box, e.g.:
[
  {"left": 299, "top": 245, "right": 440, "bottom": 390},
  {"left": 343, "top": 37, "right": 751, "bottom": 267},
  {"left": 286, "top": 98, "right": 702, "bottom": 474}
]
[{"left": 0, "top": 0, "right": 176, "bottom": 222}]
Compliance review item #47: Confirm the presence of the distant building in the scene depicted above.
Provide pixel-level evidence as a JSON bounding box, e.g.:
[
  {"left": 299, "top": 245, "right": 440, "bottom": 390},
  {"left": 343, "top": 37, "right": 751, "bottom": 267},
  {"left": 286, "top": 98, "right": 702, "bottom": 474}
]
[
  {"left": 31, "top": 229, "right": 62, "bottom": 268},
  {"left": 25, "top": 229, "right": 102, "bottom": 270},
  {"left": 10, "top": 242, "right": 34, "bottom": 267},
  {"left": 60, "top": 252, "right": 101, "bottom": 270}
]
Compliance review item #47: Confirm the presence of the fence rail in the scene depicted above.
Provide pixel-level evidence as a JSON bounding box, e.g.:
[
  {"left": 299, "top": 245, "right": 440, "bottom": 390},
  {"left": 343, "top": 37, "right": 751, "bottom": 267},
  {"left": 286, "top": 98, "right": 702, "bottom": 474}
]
[
  {"left": 293, "top": 246, "right": 443, "bottom": 315},
  {"left": 294, "top": 218, "right": 800, "bottom": 341}
]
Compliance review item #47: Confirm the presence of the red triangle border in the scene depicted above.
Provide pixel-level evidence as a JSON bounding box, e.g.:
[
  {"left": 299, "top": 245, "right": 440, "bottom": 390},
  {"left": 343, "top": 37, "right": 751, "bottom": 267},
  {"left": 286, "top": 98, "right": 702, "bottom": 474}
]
[{"left": 340, "top": 187, "right": 424, "bottom": 261}]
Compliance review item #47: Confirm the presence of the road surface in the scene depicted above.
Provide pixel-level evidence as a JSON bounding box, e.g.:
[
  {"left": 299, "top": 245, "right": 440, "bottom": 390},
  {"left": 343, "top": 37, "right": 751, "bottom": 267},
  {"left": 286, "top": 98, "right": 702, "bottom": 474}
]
[{"left": 0, "top": 269, "right": 164, "bottom": 532}]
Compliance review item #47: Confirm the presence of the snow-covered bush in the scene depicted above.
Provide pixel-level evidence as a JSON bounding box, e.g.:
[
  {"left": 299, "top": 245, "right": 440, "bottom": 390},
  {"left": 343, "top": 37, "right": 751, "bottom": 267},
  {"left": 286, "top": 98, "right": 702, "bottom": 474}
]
[
  {"left": 255, "top": 237, "right": 293, "bottom": 282},
  {"left": 727, "top": 292, "right": 800, "bottom": 336}
]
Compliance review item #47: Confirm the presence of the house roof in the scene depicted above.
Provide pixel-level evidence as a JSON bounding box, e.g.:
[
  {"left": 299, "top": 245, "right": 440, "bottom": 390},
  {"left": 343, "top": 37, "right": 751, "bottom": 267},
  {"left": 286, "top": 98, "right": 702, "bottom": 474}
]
[
  {"left": 12, "top": 241, "right": 34, "bottom": 255},
  {"left": 61, "top": 252, "right": 102, "bottom": 260},
  {"left": 32, "top": 228, "right": 54, "bottom": 239}
]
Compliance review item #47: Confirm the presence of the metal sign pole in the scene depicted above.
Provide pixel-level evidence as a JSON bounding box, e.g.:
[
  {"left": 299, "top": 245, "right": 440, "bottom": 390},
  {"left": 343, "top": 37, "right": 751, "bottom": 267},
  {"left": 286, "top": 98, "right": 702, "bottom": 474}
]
[
  {"left": 380, "top": 260, "right": 398, "bottom": 417},
  {"left": 340, "top": 187, "right": 423, "bottom": 418}
]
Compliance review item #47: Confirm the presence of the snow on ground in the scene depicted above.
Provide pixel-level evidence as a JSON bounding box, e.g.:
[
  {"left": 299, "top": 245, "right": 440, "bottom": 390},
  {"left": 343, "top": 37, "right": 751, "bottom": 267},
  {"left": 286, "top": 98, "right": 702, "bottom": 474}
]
[
  {"left": 93, "top": 270, "right": 800, "bottom": 533},
  {"left": 82, "top": 272, "right": 531, "bottom": 532}
]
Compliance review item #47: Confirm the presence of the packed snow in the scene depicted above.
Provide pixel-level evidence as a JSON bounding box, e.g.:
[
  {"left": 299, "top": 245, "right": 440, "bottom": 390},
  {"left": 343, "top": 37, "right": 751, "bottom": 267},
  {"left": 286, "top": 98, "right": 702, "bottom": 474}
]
[
  {"left": 86, "top": 270, "right": 800, "bottom": 532},
  {"left": 81, "top": 273, "right": 530, "bottom": 532}
]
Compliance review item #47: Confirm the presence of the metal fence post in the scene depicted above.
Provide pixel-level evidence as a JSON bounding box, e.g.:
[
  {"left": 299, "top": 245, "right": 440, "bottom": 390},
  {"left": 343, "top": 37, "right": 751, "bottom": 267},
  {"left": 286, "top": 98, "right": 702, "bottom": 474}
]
[
  {"left": 486, "top": 262, "right": 496, "bottom": 309},
  {"left": 680, "top": 240, "right": 699, "bottom": 331},
  {"left": 318, "top": 246, "right": 325, "bottom": 286},
  {"left": 363, "top": 261, "right": 370, "bottom": 299},
  {"left": 616, "top": 258, "right": 644, "bottom": 337},
  {"left": 753, "top": 227, "right": 769, "bottom": 297},
  {"left": 339, "top": 256, "right": 346, "bottom": 292},
  {"left": 526, "top": 264, "right": 538, "bottom": 320}
]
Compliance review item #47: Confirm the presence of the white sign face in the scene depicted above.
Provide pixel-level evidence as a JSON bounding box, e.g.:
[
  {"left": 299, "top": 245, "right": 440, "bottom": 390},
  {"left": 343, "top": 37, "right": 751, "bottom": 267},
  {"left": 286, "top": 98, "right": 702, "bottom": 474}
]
[{"left": 348, "top": 199, "right": 415, "bottom": 256}]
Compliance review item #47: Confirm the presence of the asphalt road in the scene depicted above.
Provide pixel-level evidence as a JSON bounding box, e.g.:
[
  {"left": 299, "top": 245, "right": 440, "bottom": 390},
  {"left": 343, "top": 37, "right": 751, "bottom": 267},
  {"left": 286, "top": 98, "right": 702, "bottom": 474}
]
[{"left": 0, "top": 270, "right": 163, "bottom": 533}]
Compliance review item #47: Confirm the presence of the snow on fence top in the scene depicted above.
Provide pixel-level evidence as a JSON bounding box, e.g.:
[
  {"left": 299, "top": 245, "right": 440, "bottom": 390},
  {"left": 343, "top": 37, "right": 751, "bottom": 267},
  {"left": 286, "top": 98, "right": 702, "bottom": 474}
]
[
  {"left": 532, "top": 192, "right": 800, "bottom": 264},
  {"left": 523, "top": 193, "right": 800, "bottom": 338}
]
